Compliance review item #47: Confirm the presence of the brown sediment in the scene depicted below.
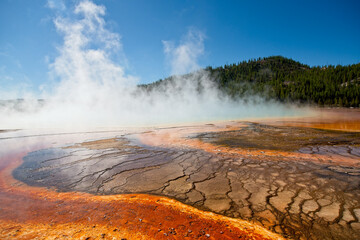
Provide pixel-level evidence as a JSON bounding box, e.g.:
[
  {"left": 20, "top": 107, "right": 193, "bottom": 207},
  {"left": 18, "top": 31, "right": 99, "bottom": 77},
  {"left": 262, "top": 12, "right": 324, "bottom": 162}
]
[
  {"left": 138, "top": 122, "right": 360, "bottom": 167},
  {"left": 67, "top": 137, "right": 130, "bottom": 150},
  {"left": 263, "top": 108, "right": 360, "bottom": 132},
  {"left": 133, "top": 117, "right": 360, "bottom": 239},
  {"left": 2, "top": 108, "right": 360, "bottom": 240},
  {"left": 0, "top": 150, "right": 282, "bottom": 239},
  {"left": 0, "top": 129, "right": 18, "bottom": 133}
]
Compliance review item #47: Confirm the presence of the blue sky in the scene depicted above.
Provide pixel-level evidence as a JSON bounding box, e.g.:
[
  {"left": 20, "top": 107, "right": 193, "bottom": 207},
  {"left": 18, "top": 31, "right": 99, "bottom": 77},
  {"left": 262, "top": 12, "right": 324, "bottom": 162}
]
[{"left": 0, "top": 0, "right": 359, "bottom": 98}]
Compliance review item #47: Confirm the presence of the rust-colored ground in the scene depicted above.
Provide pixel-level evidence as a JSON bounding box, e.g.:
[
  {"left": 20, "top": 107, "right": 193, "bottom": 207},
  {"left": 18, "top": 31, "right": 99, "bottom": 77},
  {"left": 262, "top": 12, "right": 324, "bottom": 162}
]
[
  {"left": 1, "top": 108, "right": 359, "bottom": 240},
  {"left": 138, "top": 121, "right": 359, "bottom": 167},
  {"left": 264, "top": 108, "right": 360, "bottom": 132},
  {"left": 0, "top": 144, "right": 282, "bottom": 239}
]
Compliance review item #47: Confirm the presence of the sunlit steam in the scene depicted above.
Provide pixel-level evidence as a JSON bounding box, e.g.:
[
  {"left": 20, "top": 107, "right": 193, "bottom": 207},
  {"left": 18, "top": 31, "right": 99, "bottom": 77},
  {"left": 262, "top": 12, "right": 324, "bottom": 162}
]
[
  {"left": 163, "top": 29, "right": 205, "bottom": 75},
  {"left": 0, "top": 0, "right": 307, "bottom": 130}
]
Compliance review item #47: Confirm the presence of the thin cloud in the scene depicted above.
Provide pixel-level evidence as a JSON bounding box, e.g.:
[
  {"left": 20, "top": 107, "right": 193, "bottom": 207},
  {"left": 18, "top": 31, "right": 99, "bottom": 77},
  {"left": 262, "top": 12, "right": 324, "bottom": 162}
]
[
  {"left": 163, "top": 29, "right": 205, "bottom": 75},
  {"left": 46, "top": 0, "right": 66, "bottom": 11}
]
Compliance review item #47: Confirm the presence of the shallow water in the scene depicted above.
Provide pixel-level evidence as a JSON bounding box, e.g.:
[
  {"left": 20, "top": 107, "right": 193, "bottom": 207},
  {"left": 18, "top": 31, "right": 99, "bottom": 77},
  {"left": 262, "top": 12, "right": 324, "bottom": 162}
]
[{"left": 1, "top": 108, "right": 360, "bottom": 239}]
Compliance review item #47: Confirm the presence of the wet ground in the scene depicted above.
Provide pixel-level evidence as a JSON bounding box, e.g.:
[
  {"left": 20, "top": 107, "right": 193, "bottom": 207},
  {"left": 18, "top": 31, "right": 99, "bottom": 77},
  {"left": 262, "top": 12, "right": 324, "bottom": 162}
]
[
  {"left": 0, "top": 129, "right": 282, "bottom": 240},
  {"left": 2, "top": 108, "right": 360, "bottom": 239}
]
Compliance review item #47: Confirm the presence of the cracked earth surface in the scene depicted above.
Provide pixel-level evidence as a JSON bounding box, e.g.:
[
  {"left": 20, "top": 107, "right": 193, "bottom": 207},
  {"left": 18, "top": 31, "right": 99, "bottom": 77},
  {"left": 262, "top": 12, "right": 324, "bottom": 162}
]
[
  {"left": 1, "top": 133, "right": 281, "bottom": 240},
  {"left": 12, "top": 117, "right": 360, "bottom": 240}
]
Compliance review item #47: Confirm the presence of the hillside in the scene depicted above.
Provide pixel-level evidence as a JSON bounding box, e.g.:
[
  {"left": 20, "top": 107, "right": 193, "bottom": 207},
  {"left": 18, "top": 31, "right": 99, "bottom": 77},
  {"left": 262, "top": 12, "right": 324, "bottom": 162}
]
[{"left": 141, "top": 56, "right": 360, "bottom": 107}]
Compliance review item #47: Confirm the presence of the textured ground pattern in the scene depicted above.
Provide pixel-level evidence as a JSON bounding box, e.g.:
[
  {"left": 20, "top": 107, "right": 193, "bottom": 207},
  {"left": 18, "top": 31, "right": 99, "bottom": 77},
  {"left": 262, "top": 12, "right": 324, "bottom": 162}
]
[{"left": 13, "top": 122, "right": 360, "bottom": 239}]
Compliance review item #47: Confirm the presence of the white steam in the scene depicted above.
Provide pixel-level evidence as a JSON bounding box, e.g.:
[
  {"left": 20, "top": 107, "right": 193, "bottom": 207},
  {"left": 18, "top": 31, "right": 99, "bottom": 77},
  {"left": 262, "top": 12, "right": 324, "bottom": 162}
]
[
  {"left": 0, "top": 0, "right": 305, "bottom": 130},
  {"left": 163, "top": 29, "right": 205, "bottom": 75}
]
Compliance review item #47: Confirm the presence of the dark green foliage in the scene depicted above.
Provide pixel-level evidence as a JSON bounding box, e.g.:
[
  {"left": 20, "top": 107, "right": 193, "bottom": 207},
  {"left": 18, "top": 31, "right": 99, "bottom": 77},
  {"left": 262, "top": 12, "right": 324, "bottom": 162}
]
[
  {"left": 140, "top": 56, "right": 360, "bottom": 107},
  {"left": 210, "top": 56, "right": 360, "bottom": 107}
]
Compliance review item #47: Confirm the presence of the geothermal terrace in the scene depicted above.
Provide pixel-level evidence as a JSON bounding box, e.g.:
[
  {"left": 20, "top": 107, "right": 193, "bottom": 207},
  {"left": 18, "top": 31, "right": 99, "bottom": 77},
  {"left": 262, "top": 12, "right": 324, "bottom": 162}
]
[{"left": 0, "top": 108, "right": 360, "bottom": 239}]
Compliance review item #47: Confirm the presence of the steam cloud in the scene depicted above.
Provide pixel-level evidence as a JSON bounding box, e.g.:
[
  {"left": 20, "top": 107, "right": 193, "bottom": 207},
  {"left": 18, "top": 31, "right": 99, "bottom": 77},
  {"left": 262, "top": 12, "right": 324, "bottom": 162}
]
[
  {"left": 163, "top": 29, "right": 205, "bottom": 75},
  {"left": 0, "top": 0, "right": 305, "bottom": 130}
]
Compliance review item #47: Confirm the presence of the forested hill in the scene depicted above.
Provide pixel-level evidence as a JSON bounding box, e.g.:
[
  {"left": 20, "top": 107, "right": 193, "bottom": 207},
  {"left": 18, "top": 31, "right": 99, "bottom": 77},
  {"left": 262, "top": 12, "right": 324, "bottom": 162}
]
[{"left": 141, "top": 56, "right": 360, "bottom": 107}]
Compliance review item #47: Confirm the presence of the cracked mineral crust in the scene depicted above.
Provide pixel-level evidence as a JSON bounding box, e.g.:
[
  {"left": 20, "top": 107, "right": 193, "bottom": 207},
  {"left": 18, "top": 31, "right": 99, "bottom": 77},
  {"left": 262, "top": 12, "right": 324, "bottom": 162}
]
[{"left": 12, "top": 121, "right": 360, "bottom": 240}]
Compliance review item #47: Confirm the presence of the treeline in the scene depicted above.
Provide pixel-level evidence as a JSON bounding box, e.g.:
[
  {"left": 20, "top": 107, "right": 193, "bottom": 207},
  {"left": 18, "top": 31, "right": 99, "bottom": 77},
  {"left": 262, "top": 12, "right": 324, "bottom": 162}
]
[{"left": 141, "top": 56, "right": 360, "bottom": 107}]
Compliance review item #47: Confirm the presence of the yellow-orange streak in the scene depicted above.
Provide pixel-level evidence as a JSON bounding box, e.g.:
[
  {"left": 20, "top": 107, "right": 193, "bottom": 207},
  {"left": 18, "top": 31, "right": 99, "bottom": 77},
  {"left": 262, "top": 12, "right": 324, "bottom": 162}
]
[
  {"left": 0, "top": 150, "right": 283, "bottom": 240},
  {"left": 263, "top": 108, "right": 360, "bottom": 132},
  {"left": 138, "top": 123, "right": 359, "bottom": 167}
]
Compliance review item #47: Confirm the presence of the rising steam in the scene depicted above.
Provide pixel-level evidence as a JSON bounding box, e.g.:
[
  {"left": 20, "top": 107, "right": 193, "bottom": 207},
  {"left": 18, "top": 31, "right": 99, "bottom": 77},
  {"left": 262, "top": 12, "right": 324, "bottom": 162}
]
[{"left": 0, "top": 0, "right": 305, "bottom": 130}]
